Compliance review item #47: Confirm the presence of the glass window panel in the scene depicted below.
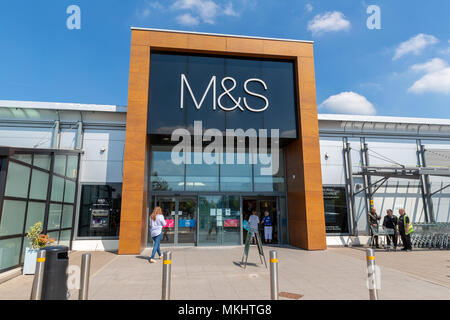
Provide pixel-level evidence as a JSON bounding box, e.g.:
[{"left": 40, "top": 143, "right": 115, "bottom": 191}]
[
  {"left": 33, "top": 155, "right": 51, "bottom": 171},
  {"left": 61, "top": 205, "right": 74, "bottom": 229},
  {"left": 66, "top": 156, "right": 78, "bottom": 179},
  {"left": 47, "top": 204, "right": 62, "bottom": 230},
  {"left": 59, "top": 230, "right": 72, "bottom": 247},
  {"left": 185, "top": 152, "right": 219, "bottom": 191},
  {"left": 64, "top": 180, "right": 76, "bottom": 204},
  {"left": 29, "top": 170, "right": 49, "bottom": 200},
  {"left": 11, "top": 154, "right": 32, "bottom": 164},
  {"left": 25, "top": 202, "right": 46, "bottom": 232},
  {"left": 220, "top": 152, "right": 252, "bottom": 191},
  {"left": 21, "top": 237, "right": 31, "bottom": 263},
  {"left": 151, "top": 148, "right": 184, "bottom": 191},
  {"left": 279, "top": 197, "right": 288, "bottom": 244},
  {"left": 77, "top": 184, "right": 122, "bottom": 238},
  {"left": 5, "top": 162, "right": 30, "bottom": 198},
  {"left": 47, "top": 231, "right": 60, "bottom": 244},
  {"left": 0, "top": 200, "right": 26, "bottom": 236},
  {"left": 0, "top": 237, "right": 22, "bottom": 270},
  {"left": 54, "top": 155, "right": 67, "bottom": 176},
  {"left": 253, "top": 150, "right": 285, "bottom": 192},
  {"left": 50, "top": 176, "right": 65, "bottom": 202}
]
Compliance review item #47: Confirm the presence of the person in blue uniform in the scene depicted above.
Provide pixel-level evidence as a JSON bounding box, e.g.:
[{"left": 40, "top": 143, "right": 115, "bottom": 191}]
[{"left": 261, "top": 211, "right": 273, "bottom": 243}]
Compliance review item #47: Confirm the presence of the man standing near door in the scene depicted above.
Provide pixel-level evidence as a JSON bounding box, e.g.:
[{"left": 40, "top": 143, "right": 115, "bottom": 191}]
[{"left": 261, "top": 211, "right": 273, "bottom": 243}]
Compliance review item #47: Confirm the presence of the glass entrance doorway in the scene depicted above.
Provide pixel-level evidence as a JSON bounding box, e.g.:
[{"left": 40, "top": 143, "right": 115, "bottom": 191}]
[
  {"left": 151, "top": 197, "right": 197, "bottom": 246},
  {"left": 242, "top": 197, "right": 279, "bottom": 244}
]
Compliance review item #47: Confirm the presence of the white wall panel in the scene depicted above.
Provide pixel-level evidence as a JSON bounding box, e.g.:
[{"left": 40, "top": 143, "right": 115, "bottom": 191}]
[
  {"left": 320, "top": 138, "right": 345, "bottom": 185},
  {"left": 0, "top": 127, "right": 53, "bottom": 148}
]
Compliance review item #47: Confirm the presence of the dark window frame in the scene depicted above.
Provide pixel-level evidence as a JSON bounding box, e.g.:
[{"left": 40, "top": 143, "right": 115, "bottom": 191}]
[{"left": 0, "top": 148, "right": 81, "bottom": 274}]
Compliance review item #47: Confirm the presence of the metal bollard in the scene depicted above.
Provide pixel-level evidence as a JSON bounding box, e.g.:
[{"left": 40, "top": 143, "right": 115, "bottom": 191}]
[
  {"left": 269, "top": 251, "right": 279, "bottom": 300},
  {"left": 366, "top": 248, "right": 379, "bottom": 300},
  {"left": 161, "top": 251, "right": 172, "bottom": 300},
  {"left": 30, "top": 250, "right": 46, "bottom": 300},
  {"left": 79, "top": 253, "right": 91, "bottom": 300}
]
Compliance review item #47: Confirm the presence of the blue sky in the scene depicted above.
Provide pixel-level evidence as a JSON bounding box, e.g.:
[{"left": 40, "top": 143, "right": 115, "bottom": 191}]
[{"left": 0, "top": 0, "right": 449, "bottom": 118}]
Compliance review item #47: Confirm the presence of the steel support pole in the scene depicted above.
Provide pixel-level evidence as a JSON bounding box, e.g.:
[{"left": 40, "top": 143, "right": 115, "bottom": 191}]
[
  {"left": 75, "top": 120, "right": 83, "bottom": 150},
  {"left": 361, "top": 139, "right": 373, "bottom": 229},
  {"left": 79, "top": 253, "right": 91, "bottom": 300},
  {"left": 30, "top": 250, "right": 46, "bottom": 300},
  {"left": 161, "top": 251, "right": 172, "bottom": 300},
  {"left": 416, "top": 141, "right": 435, "bottom": 223},
  {"left": 343, "top": 139, "right": 358, "bottom": 236},
  {"left": 366, "top": 248, "right": 379, "bottom": 300},
  {"left": 52, "top": 119, "right": 60, "bottom": 149},
  {"left": 269, "top": 251, "right": 279, "bottom": 300}
]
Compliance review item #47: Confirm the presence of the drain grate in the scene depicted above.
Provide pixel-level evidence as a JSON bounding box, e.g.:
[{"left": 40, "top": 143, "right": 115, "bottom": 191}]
[{"left": 279, "top": 292, "right": 304, "bottom": 300}]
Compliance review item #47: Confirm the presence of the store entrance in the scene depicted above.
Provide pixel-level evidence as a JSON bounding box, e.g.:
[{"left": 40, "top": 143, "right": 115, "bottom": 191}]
[
  {"left": 151, "top": 197, "right": 197, "bottom": 246},
  {"left": 242, "top": 197, "right": 279, "bottom": 244}
]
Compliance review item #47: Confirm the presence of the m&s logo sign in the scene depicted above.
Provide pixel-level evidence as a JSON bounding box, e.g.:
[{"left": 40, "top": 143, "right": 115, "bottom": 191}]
[{"left": 180, "top": 74, "right": 269, "bottom": 113}]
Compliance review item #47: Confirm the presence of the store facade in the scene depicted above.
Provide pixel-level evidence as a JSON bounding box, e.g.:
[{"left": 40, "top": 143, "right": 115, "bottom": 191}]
[{"left": 118, "top": 29, "right": 327, "bottom": 254}]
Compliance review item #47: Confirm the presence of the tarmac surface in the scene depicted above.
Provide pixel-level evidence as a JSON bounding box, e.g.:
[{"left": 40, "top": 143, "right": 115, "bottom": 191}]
[{"left": 0, "top": 246, "right": 449, "bottom": 300}]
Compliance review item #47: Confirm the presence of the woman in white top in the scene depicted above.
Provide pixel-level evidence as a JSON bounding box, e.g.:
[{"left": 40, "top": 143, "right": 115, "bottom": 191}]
[{"left": 149, "top": 206, "right": 166, "bottom": 263}]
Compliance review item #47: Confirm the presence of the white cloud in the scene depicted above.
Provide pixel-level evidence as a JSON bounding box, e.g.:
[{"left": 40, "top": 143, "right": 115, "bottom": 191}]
[
  {"left": 393, "top": 33, "right": 439, "bottom": 60},
  {"left": 224, "top": 2, "right": 239, "bottom": 17},
  {"left": 411, "top": 58, "right": 447, "bottom": 73},
  {"left": 320, "top": 92, "right": 376, "bottom": 115},
  {"left": 409, "top": 58, "right": 450, "bottom": 95},
  {"left": 137, "top": 1, "right": 164, "bottom": 19},
  {"left": 441, "top": 40, "right": 450, "bottom": 54},
  {"left": 307, "top": 11, "right": 351, "bottom": 35},
  {"left": 172, "top": 0, "right": 238, "bottom": 25},
  {"left": 176, "top": 13, "right": 200, "bottom": 26},
  {"left": 305, "top": 3, "right": 313, "bottom": 13}
]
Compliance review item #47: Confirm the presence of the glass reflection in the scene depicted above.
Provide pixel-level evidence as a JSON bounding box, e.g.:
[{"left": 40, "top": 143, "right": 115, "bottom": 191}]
[
  {"left": 151, "top": 146, "right": 184, "bottom": 191},
  {"left": 185, "top": 152, "right": 219, "bottom": 191}
]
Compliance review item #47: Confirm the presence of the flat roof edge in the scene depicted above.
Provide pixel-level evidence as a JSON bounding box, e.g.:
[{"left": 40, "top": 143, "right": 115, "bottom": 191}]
[
  {"left": 0, "top": 100, "right": 127, "bottom": 113},
  {"left": 318, "top": 114, "right": 450, "bottom": 126},
  {"left": 131, "top": 27, "right": 314, "bottom": 44}
]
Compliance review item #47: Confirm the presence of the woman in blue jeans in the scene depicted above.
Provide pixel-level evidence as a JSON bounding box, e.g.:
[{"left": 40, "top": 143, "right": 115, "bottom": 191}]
[{"left": 149, "top": 206, "right": 166, "bottom": 263}]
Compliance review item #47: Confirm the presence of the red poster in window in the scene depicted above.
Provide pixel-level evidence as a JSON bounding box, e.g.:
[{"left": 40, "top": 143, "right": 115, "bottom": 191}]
[
  {"left": 224, "top": 219, "right": 239, "bottom": 228},
  {"left": 163, "top": 219, "right": 175, "bottom": 228}
]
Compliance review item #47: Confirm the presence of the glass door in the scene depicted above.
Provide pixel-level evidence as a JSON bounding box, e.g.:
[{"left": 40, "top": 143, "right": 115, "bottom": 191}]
[
  {"left": 155, "top": 197, "right": 176, "bottom": 245},
  {"left": 177, "top": 198, "right": 197, "bottom": 245},
  {"left": 242, "top": 197, "right": 279, "bottom": 244},
  {"left": 198, "top": 195, "right": 241, "bottom": 246},
  {"left": 152, "top": 196, "right": 197, "bottom": 246}
]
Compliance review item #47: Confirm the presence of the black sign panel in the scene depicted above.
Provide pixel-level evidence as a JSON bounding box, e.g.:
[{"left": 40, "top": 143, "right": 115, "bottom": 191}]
[
  {"left": 147, "top": 52, "right": 298, "bottom": 139},
  {"left": 323, "top": 186, "right": 349, "bottom": 234}
]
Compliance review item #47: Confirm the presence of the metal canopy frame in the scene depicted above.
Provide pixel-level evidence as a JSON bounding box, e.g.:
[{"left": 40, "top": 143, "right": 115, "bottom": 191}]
[{"left": 343, "top": 139, "right": 450, "bottom": 235}]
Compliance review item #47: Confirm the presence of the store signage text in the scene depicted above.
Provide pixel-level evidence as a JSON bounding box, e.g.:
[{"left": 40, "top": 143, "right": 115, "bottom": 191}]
[
  {"left": 171, "top": 121, "right": 279, "bottom": 176},
  {"left": 180, "top": 74, "right": 269, "bottom": 113}
]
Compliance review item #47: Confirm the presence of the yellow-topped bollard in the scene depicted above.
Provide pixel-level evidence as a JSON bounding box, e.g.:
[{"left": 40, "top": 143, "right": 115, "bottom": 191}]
[
  {"left": 162, "top": 251, "right": 172, "bottom": 300},
  {"left": 269, "top": 250, "right": 279, "bottom": 300}
]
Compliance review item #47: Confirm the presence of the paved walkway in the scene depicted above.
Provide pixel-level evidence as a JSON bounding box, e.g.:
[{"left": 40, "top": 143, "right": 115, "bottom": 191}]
[{"left": 0, "top": 246, "right": 449, "bottom": 300}]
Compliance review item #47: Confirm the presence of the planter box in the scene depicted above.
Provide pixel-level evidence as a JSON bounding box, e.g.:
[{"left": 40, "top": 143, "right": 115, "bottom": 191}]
[{"left": 23, "top": 248, "right": 39, "bottom": 275}]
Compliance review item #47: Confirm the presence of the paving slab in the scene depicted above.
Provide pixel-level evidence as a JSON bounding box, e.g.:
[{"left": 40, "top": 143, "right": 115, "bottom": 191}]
[{"left": 0, "top": 246, "right": 449, "bottom": 300}]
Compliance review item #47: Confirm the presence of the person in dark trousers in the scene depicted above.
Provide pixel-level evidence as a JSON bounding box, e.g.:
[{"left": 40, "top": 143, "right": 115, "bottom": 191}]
[
  {"left": 368, "top": 207, "right": 381, "bottom": 248},
  {"left": 382, "top": 209, "right": 398, "bottom": 249},
  {"left": 398, "top": 208, "right": 414, "bottom": 251}
]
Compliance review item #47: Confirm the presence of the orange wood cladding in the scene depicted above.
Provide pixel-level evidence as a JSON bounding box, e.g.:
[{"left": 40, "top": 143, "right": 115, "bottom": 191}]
[{"left": 118, "top": 29, "right": 326, "bottom": 254}]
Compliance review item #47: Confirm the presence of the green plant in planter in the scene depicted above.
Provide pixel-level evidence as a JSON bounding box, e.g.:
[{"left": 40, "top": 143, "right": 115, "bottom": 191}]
[{"left": 26, "top": 222, "right": 55, "bottom": 249}]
